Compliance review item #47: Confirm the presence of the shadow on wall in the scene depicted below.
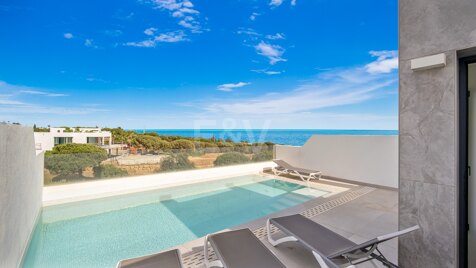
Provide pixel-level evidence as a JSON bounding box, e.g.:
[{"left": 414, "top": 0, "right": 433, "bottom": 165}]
[
  {"left": 0, "top": 124, "right": 44, "bottom": 267},
  {"left": 275, "top": 135, "right": 398, "bottom": 188}
]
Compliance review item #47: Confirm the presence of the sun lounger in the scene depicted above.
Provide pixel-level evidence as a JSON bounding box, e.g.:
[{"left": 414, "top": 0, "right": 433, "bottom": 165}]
[
  {"left": 267, "top": 214, "right": 419, "bottom": 268},
  {"left": 204, "top": 228, "right": 285, "bottom": 268},
  {"left": 272, "top": 159, "right": 322, "bottom": 182},
  {"left": 116, "top": 249, "right": 183, "bottom": 268}
]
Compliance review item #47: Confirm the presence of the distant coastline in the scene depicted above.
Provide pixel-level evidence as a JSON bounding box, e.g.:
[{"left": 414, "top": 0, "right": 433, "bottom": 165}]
[{"left": 130, "top": 129, "right": 399, "bottom": 146}]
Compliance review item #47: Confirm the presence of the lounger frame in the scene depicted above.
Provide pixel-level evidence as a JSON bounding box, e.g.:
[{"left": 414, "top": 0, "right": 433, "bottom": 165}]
[
  {"left": 272, "top": 159, "right": 322, "bottom": 183},
  {"left": 267, "top": 217, "right": 419, "bottom": 268},
  {"left": 115, "top": 249, "right": 183, "bottom": 268},
  {"left": 204, "top": 234, "right": 223, "bottom": 268}
]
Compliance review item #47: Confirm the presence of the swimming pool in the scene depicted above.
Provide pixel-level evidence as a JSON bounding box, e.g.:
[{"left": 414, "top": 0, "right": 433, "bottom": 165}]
[{"left": 23, "top": 175, "right": 327, "bottom": 267}]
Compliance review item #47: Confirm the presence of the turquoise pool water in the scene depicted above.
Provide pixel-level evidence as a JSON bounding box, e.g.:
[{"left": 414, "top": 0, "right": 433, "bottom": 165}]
[{"left": 23, "top": 175, "right": 326, "bottom": 267}]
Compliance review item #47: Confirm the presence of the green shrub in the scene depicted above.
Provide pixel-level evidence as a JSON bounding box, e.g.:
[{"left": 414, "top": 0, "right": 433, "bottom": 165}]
[
  {"left": 170, "top": 139, "right": 195, "bottom": 151},
  {"left": 234, "top": 142, "right": 252, "bottom": 153},
  {"left": 252, "top": 150, "right": 273, "bottom": 162},
  {"left": 216, "top": 141, "right": 234, "bottom": 152},
  {"left": 45, "top": 144, "right": 108, "bottom": 176},
  {"left": 194, "top": 141, "right": 218, "bottom": 148},
  {"left": 216, "top": 141, "right": 234, "bottom": 147},
  {"left": 50, "top": 143, "right": 107, "bottom": 155},
  {"left": 130, "top": 135, "right": 171, "bottom": 152},
  {"left": 103, "top": 127, "right": 137, "bottom": 145},
  {"left": 143, "top": 132, "right": 159, "bottom": 137},
  {"left": 154, "top": 140, "right": 171, "bottom": 151},
  {"left": 214, "top": 152, "right": 250, "bottom": 166},
  {"left": 33, "top": 124, "right": 50, "bottom": 132},
  {"left": 45, "top": 153, "right": 107, "bottom": 176},
  {"left": 93, "top": 164, "right": 128, "bottom": 178},
  {"left": 159, "top": 154, "right": 195, "bottom": 172},
  {"left": 195, "top": 142, "right": 220, "bottom": 153}
]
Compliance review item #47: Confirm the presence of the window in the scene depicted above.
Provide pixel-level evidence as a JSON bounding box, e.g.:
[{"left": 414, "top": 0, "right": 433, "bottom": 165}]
[
  {"left": 87, "top": 137, "right": 99, "bottom": 144},
  {"left": 54, "top": 137, "right": 73, "bottom": 146}
]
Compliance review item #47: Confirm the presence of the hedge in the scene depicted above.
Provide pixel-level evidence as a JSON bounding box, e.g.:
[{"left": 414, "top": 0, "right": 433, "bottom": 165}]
[{"left": 214, "top": 152, "right": 250, "bottom": 166}]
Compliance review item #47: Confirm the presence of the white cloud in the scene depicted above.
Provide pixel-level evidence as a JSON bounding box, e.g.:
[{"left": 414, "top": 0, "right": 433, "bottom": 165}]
[
  {"left": 291, "top": 0, "right": 297, "bottom": 6},
  {"left": 252, "top": 69, "right": 282, "bottom": 75},
  {"left": 270, "top": 0, "right": 284, "bottom": 6},
  {"left": 148, "top": 0, "right": 203, "bottom": 32},
  {"left": 0, "top": 105, "right": 108, "bottom": 115},
  {"left": 249, "top": 12, "right": 260, "bottom": 21},
  {"left": 265, "top": 33, "right": 285, "bottom": 40},
  {"left": 20, "top": 90, "right": 67, "bottom": 97},
  {"left": 204, "top": 63, "right": 396, "bottom": 115},
  {"left": 84, "top": 39, "right": 98, "bottom": 48},
  {"left": 255, "top": 41, "right": 287, "bottom": 65},
  {"left": 0, "top": 98, "right": 24, "bottom": 105},
  {"left": 151, "top": 0, "right": 182, "bottom": 10},
  {"left": 172, "top": 7, "right": 199, "bottom": 17},
  {"left": 63, "top": 33, "right": 99, "bottom": 48},
  {"left": 155, "top": 31, "right": 187, "bottom": 42},
  {"left": 178, "top": 16, "right": 201, "bottom": 32},
  {"left": 217, "top": 82, "right": 250, "bottom": 92},
  {"left": 264, "top": 71, "right": 281, "bottom": 75},
  {"left": 365, "top": 50, "right": 398, "bottom": 74},
  {"left": 105, "top": 29, "right": 123, "bottom": 37},
  {"left": 124, "top": 31, "right": 187, "bottom": 47},
  {"left": 63, "top": 33, "right": 73, "bottom": 39},
  {"left": 1, "top": 81, "right": 67, "bottom": 97},
  {"left": 125, "top": 39, "right": 156, "bottom": 48},
  {"left": 144, "top": 27, "right": 157, "bottom": 36},
  {"left": 237, "top": 28, "right": 261, "bottom": 37},
  {"left": 0, "top": 81, "right": 106, "bottom": 116},
  {"left": 183, "top": 1, "right": 193, "bottom": 7},
  {"left": 237, "top": 30, "right": 287, "bottom": 64}
]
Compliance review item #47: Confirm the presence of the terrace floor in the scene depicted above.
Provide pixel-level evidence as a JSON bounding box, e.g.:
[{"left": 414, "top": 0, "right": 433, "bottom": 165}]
[
  {"left": 270, "top": 186, "right": 398, "bottom": 268},
  {"left": 177, "top": 176, "right": 398, "bottom": 268}
]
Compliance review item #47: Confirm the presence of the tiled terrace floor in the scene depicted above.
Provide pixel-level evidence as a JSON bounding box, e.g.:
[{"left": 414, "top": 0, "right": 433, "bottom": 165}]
[
  {"left": 269, "top": 187, "right": 398, "bottom": 268},
  {"left": 178, "top": 176, "right": 398, "bottom": 268}
]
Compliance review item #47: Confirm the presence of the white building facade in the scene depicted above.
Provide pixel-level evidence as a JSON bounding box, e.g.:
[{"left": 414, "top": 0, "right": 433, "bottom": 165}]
[{"left": 34, "top": 128, "right": 112, "bottom": 151}]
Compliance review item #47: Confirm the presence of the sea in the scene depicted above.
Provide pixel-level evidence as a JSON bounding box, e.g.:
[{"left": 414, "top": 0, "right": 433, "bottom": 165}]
[{"left": 132, "top": 129, "right": 398, "bottom": 146}]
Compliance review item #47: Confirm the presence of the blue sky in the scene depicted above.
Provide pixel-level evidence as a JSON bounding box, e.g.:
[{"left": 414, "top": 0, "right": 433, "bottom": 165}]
[{"left": 0, "top": 0, "right": 398, "bottom": 129}]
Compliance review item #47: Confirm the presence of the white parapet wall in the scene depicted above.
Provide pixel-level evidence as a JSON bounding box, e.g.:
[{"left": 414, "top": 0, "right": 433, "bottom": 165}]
[
  {"left": 275, "top": 135, "right": 398, "bottom": 188},
  {"left": 0, "top": 125, "right": 44, "bottom": 267}
]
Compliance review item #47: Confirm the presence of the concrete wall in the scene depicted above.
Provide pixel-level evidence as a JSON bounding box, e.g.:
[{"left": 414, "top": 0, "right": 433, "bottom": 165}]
[
  {"left": 0, "top": 125, "right": 44, "bottom": 267},
  {"left": 399, "top": 0, "right": 476, "bottom": 266},
  {"left": 275, "top": 135, "right": 398, "bottom": 188}
]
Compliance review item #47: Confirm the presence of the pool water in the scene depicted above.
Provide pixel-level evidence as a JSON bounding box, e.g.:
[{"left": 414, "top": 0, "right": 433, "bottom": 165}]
[{"left": 23, "top": 175, "right": 327, "bottom": 267}]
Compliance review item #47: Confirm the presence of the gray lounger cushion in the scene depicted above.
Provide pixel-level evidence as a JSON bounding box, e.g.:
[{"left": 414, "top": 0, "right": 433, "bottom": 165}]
[
  {"left": 208, "top": 228, "right": 285, "bottom": 268},
  {"left": 270, "top": 214, "right": 357, "bottom": 258},
  {"left": 273, "top": 159, "right": 319, "bottom": 175},
  {"left": 117, "top": 249, "right": 182, "bottom": 268}
]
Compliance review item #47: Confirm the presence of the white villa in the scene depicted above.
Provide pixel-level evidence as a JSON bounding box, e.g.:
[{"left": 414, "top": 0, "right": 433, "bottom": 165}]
[{"left": 34, "top": 127, "right": 112, "bottom": 151}]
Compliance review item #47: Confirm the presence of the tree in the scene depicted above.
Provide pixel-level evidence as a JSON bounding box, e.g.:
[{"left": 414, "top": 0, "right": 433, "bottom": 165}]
[
  {"left": 159, "top": 154, "right": 195, "bottom": 172},
  {"left": 45, "top": 144, "right": 107, "bottom": 176},
  {"left": 251, "top": 150, "right": 273, "bottom": 162},
  {"left": 93, "top": 164, "right": 128, "bottom": 178},
  {"left": 130, "top": 135, "right": 171, "bottom": 152},
  {"left": 143, "top": 132, "right": 159, "bottom": 137},
  {"left": 214, "top": 152, "right": 250, "bottom": 166},
  {"left": 170, "top": 139, "right": 195, "bottom": 151},
  {"left": 33, "top": 124, "right": 50, "bottom": 132}
]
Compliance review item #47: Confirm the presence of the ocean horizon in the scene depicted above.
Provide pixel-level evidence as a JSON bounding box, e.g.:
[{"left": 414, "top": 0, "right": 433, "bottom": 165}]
[{"left": 130, "top": 129, "right": 399, "bottom": 146}]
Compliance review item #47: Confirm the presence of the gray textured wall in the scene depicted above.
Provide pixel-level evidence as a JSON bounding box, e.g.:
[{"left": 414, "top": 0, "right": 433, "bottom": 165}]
[
  {"left": 399, "top": 0, "right": 476, "bottom": 266},
  {"left": 0, "top": 125, "right": 44, "bottom": 267}
]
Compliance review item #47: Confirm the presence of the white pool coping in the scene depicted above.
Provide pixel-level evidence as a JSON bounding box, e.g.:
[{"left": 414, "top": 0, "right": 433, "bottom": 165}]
[{"left": 42, "top": 161, "right": 274, "bottom": 206}]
